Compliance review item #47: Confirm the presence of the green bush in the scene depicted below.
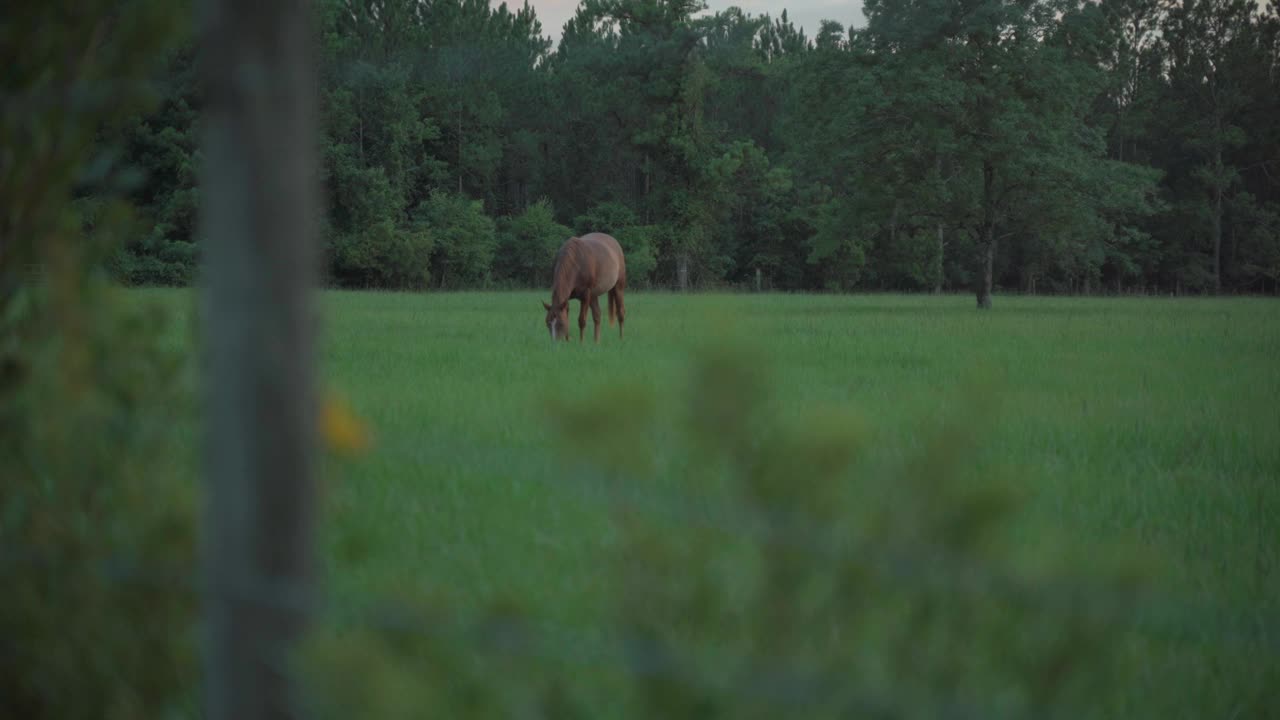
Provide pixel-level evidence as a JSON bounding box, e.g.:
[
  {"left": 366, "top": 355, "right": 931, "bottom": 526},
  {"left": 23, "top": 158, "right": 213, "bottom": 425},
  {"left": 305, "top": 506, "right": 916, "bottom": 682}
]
[
  {"left": 574, "top": 201, "right": 641, "bottom": 236},
  {"left": 1, "top": 1, "right": 200, "bottom": 718},
  {"left": 0, "top": 280, "right": 198, "bottom": 720},
  {"left": 417, "top": 190, "right": 497, "bottom": 288},
  {"left": 575, "top": 202, "right": 659, "bottom": 287},
  {"left": 614, "top": 225, "right": 660, "bottom": 287},
  {"left": 331, "top": 220, "right": 434, "bottom": 289},
  {"left": 495, "top": 199, "right": 573, "bottom": 286}
]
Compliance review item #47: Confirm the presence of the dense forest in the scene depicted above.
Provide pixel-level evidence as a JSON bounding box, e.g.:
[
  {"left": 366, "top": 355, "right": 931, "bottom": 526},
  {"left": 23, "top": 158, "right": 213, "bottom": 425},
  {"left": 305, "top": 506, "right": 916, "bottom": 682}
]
[{"left": 110, "top": 0, "right": 1280, "bottom": 304}]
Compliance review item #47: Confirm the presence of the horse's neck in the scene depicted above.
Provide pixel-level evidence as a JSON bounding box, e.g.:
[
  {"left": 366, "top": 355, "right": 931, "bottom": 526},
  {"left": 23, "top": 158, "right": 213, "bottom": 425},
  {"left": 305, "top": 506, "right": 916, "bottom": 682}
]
[{"left": 552, "top": 258, "right": 581, "bottom": 302}]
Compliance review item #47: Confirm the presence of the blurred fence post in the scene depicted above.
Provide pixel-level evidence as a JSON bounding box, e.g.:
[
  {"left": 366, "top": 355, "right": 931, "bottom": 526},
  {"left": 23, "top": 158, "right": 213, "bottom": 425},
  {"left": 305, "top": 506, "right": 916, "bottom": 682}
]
[{"left": 197, "top": 0, "right": 319, "bottom": 718}]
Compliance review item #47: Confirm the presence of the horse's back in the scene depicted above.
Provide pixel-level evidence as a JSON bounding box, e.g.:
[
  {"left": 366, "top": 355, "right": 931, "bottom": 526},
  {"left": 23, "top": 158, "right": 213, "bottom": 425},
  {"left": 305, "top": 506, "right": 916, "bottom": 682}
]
[
  {"left": 579, "top": 231, "right": 620, "bottom": 249},
  {"left": 577, "top": 233, "right": 624, "bottom": 295}
]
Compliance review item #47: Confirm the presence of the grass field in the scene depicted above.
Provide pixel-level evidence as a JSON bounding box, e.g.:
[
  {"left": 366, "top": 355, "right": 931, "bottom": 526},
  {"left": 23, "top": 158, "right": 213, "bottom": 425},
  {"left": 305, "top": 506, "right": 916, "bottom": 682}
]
[{"left": 144, "top": 289, "right": 1280, "bottom": 717}]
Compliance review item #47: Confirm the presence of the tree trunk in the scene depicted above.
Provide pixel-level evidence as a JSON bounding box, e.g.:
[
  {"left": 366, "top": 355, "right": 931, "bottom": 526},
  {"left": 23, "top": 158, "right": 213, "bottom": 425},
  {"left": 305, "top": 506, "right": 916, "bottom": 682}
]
[
  {"left": 933, "top": 223, "right": 944, "bottom": 294},
  {"left": 1212, "top": 171, "right": 1223, "bottom": 294},
  {"left": 677, "top": 253, "right": 689, "bottom": 291},
  {"left": 198, "top": 0, "right": 319, "bottom": 718},
  {"left": 1209, "top": 95, "right": 1225, "bottom": 294},
  {"left": 975, "top": 160, "right": 996, "bottom": 310},
  {"left": 643, "top": 153, "right": 651, "bottom": 224},
  {"left": 457, "top": 104, "right": 464, "bottom": 195},
  {"left": 889, "top": 198, "right": 900, "bottom": 248},
  {"left": 755, "top": 267, "right": 762, "bottom": 293},
  {"left": 933, "top": 154, "right": 945, "bottom": 295},
  {"left": 976, "top": 237, "right": 994, "bottom": 309},
  {"left": 1230, "top": 215, "right": 1237, "bottom": 271}
]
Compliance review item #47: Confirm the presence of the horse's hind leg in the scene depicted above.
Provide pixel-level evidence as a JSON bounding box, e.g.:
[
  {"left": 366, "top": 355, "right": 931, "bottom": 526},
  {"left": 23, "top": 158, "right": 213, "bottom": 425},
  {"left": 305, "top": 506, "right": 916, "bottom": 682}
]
[
  {"left": 611, "top": 287, "right": 625, "bottom": 339},
  {"left": 589, "top": 294, "right": 602, "bottom": 343}
]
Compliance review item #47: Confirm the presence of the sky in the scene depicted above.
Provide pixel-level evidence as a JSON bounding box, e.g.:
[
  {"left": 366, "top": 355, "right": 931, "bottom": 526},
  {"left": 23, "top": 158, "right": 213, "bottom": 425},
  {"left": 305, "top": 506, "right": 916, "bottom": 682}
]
[{"left": 522, "top": 0, "right": 868, "bottom": 46}]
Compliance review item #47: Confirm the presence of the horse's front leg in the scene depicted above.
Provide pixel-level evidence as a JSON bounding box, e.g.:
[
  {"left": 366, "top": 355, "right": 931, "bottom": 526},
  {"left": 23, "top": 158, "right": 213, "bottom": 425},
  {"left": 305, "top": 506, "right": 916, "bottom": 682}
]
[
  {"left": 578, "top": 299, "right": 587, "bottom": 342},
  {"left": 589, "top": 294, "right": 602, "bottom": 343}
]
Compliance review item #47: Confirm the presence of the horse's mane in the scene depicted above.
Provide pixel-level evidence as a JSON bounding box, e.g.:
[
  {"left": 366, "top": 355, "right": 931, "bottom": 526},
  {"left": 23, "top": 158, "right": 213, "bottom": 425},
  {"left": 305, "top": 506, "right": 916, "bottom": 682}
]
[{"left": 550, "top": 237, "right": 582, "bottom": 306}]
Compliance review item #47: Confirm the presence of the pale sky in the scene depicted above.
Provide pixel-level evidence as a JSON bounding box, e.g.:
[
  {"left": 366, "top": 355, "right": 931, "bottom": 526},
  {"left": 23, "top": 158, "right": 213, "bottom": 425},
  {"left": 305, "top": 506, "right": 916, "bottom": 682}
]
[{"left": 519, "top": 0, "right": 868, "bottom": 46}]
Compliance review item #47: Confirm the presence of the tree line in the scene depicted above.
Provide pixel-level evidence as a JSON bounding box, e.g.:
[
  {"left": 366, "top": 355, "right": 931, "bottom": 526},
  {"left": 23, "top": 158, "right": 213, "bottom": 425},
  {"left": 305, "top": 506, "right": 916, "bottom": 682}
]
[{"left": 110, "top": 0, "right": 1280, "bottom": 305}]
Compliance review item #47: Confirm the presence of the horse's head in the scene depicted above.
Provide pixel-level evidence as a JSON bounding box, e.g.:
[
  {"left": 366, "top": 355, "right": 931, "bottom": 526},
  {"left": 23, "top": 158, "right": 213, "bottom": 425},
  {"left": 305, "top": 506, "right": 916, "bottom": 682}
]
[{"left": 543, "top": 300, "right": 569, "bottom": 341}]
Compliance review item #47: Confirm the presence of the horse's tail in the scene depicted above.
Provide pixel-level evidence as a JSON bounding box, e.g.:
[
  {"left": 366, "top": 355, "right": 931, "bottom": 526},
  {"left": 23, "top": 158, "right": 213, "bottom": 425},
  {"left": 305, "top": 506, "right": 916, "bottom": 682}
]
[{"left": 607, "top": 290, "right": 617, "bottom": 326}]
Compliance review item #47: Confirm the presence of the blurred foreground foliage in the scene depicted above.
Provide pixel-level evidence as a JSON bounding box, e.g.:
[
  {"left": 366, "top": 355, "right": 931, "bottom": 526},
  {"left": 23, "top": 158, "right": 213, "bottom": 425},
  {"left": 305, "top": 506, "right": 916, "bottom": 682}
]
[
  {"left": 2, "top": 3, "right": 1161, "bottom": 717},
  {"left": 303, "top": 342, "right": 1154, "bottom": 719},
  {"left": 1, "top": 2, "right": 198, "bottom": 718}
]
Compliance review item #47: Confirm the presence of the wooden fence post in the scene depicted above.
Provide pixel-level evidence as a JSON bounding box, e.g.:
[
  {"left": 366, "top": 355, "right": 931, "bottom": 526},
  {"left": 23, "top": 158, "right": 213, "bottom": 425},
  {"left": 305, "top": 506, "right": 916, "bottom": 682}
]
[{"left": 197, "top": 0, "right": 319, "bottom": 718}]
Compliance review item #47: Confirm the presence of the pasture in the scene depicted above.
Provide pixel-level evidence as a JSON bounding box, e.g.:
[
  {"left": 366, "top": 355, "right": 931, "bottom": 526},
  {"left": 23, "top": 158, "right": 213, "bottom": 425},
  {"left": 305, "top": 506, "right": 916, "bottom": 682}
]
[{"left": 146, "top": 289, "right": 1279, "bottom": 717}]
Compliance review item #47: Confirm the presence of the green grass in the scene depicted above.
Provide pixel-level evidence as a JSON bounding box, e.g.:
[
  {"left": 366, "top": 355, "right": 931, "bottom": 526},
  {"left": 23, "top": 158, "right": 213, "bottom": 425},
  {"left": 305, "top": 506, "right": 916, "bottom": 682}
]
[{"left": 142, "top": 288, "right": 1280, "bottom": 717}]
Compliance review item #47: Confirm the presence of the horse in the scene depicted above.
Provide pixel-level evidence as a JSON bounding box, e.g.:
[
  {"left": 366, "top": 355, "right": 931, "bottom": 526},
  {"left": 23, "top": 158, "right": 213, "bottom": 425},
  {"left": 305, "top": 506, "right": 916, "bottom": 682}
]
[{"left": 542, "top": 232, "right": 626, "bottom": 343}]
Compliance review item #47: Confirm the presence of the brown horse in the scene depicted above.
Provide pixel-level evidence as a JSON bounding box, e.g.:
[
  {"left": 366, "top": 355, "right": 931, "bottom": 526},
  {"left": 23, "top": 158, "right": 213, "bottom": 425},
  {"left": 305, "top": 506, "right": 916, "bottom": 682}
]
[{"left": 543, "top": 232, "right": 626, "bottom": 343}]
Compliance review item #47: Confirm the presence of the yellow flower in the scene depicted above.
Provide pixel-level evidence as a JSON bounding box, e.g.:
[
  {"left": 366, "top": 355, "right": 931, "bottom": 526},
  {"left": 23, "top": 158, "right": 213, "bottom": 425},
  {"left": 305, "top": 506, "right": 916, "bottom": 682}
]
[{"left": 322, "top": 390, "right": 372, "bottom": 456}]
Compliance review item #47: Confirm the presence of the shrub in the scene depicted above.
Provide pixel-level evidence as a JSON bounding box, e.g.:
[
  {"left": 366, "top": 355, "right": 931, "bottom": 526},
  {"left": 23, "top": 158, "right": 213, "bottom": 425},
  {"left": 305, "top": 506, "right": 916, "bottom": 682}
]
[
  {"left": 614, "top": 225, "right": 660, "bottom": 287},
  {"left": 575, "top": 202, "right": 658, "bottom": 287},
  {"left": 496, "top": 199, "right": 572, "bottom": 286},
  {"left": 331, "top": 220, "right": 434, "bottom": 289},
  {"left": 416, "top": 190, "right": 497, "bottom": 288},
  {"left": 1, "top": 1, "right": 200, "bottom": 717}
]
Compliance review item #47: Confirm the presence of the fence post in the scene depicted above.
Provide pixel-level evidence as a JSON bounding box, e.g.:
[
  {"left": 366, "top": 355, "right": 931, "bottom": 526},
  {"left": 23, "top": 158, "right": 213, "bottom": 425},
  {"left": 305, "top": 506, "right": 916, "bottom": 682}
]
[{"left": 197, "top": 0, "right": 319, "bottom": 718}]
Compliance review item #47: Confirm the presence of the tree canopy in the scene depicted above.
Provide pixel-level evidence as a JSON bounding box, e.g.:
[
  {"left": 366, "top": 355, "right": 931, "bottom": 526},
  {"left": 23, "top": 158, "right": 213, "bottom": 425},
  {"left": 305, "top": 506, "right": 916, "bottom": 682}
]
[{"left": 108, "top": 0, "right": 1280, "bottom": 304}]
